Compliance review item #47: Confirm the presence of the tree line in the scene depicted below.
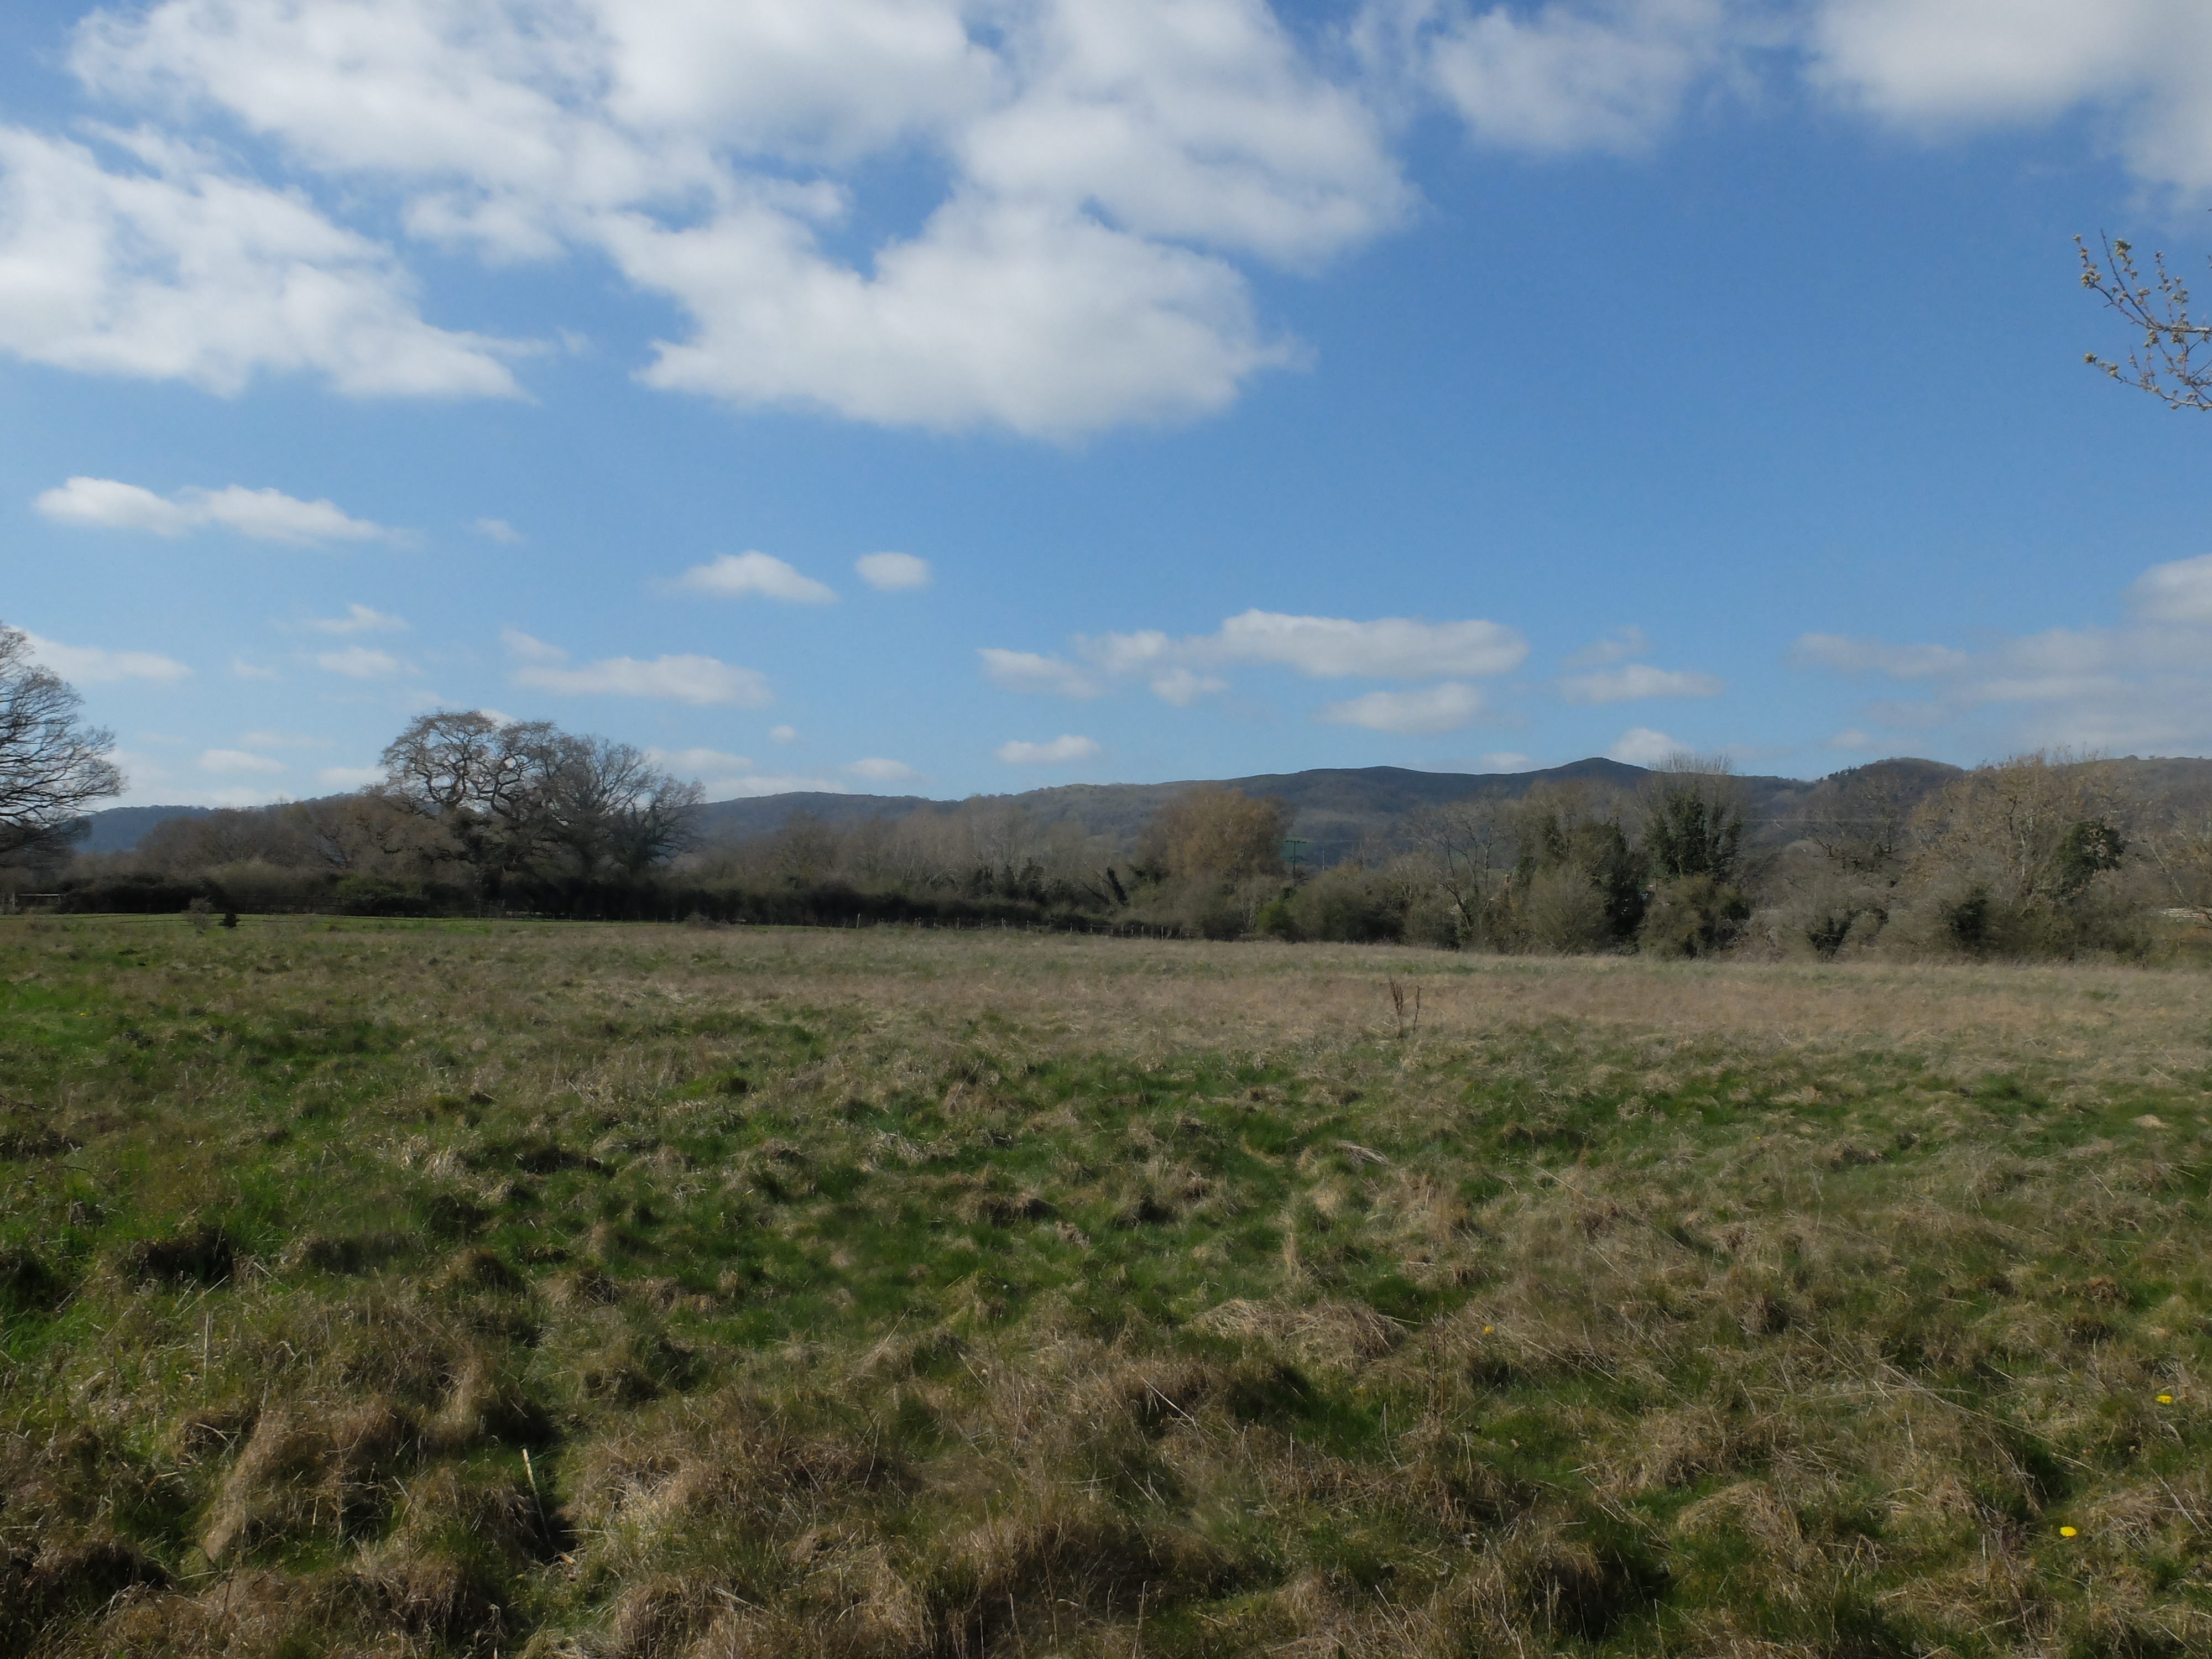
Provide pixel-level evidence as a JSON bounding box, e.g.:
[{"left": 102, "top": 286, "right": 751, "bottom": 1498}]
[{"left": 3, "top": 625, "right": 2208, "bottom": 959}]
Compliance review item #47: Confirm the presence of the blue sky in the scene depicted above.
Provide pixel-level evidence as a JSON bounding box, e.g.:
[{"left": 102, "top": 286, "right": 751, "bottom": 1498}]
[{"left": 6, "top": 0, "right": 2212, "bottom": 808}]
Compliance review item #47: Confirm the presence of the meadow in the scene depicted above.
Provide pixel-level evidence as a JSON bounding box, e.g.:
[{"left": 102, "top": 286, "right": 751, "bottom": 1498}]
[{"left": 2, "top": 916, "right": 2208, "bottom": 1657}]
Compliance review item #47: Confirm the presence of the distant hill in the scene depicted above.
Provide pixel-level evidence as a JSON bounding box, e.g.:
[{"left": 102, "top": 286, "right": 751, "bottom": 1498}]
[
  {"left": 80, "top": 754, "right": 2212, "bottom": 865},
  {"left": 695, "top": 757, "right": 1958, "bottom": 868},
  {"left": 79, "top": 805, "right": 215, "bottom": 853}
]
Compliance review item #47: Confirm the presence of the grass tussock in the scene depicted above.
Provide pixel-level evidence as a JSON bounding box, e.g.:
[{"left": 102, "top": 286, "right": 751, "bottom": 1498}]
[{"left": 1, "top": 916, "right": 2209, "bottom": 1656}]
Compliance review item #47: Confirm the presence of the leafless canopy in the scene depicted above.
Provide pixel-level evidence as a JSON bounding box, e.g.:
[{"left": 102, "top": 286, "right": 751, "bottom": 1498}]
[
  {"left": 2077, "top": 232, "right": 2212, "bottom": 411},
  {"left": 0, "top": 622, "right": 125, "bottom": 862}
]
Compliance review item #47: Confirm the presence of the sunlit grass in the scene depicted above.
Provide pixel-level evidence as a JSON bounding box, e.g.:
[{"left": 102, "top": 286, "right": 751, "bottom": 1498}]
[{"left": 2, "top": 915, "right": 2208, "bottom": 1656}]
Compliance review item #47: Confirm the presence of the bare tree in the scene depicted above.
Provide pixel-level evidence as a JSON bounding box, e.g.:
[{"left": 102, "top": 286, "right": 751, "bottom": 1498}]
[
  {"left": 0, "top": 622, "right": 124, "bottom": 863},
  {"left": 536, "top": 734, "right": 703, "bottom": 879},
  {"left": 2077, "top": 233, "right": 2212, "bottom": 411},
  {"left": 377, "top": 709, "right": 556, "bottom": 895}
]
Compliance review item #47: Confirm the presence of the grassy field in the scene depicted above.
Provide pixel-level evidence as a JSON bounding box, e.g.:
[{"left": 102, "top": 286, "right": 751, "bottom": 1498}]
[{"left": 2, "top": 916, "right": 2209, "bottom": 1658}]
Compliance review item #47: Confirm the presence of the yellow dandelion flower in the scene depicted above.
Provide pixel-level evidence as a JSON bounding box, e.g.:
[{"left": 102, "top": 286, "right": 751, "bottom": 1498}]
[
  {"left": 2157, "top": 1394, "right": 2174, "bottom": 1404},
  {"left": 1483, "top": 1325, "right": 1493, "bottom": 1334},
  {"left": 2059, "top": 1526, "right": 2078, "bottom": 1538}
]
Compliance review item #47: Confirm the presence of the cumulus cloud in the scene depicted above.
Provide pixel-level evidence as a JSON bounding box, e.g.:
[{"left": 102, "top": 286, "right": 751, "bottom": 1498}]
[
  {"left": 0, "top": 125, "right": 521, "bottom": 396},
  {"left": 306, "top": 603, "right": 405, "bottom": 634},
  {"left": 201, "top": 747, "right": 284, "bottom": 774},
  {"left": 317, "top": 764, "right": 385, "bottom": 787},
  {"left": 674, "top": 550, "right": 838, "bottom": 603},
  {"left": 36, "top": 474, "right": 395, "bottom": 543},
  {"left": 1318, "top": 681, "right": 1487, "bottom": 734},
  {"left": 1558, "top": 662, "right": 1724, "bottom": 703},
  {"left": 53, "top": 0, "right": 1408, "bottom": 436},
  {"left": 995, "top": 733, "right": 1101, "bottom": 763},
  {"left": 978, "top": 648, "right": 1102, "bottom": 698},
  {"left": 769, "top": 724, "right": 799, "bottom": 743},
  {"left": 314, "top": 645, "right": 401, "bottom": 677},
  {"left": 1415, "top": 0, "right": 1737, "bottom": 154},
  {"left": 2131, "top": 552, "right": 2212, "bottom": 624},
  {"left": 507, "top": 632, "right": 771, "bottom": 706},
  {"left": 23, "top": 631, "right": 191, "bottom": 684},
  {"left": 473, "top": 517, "right": 524, "bottom": 544},
  {"left": 846, "top": 757, "right": 924, "bottom": 783},
  {"left": 855, "top": 551, "right": 932, "bottom": 591},
  {"left": 1606, "top": 725, "right": 1682, "bottom": 765}
]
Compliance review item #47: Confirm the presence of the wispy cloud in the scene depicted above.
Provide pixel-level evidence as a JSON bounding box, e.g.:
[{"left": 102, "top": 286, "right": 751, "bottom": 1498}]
[
  {"left": 1318, "top": 682, "right": 1486, "bottom": 734},
  {"left": 508, "top": 632, "right": 770, "bottom": 707},
  {"left": 1558, "top": 663, "right": 1724, "bottom": 704},
  {"left": 36, "top": 476, "right": 397, "bottom": 544},
  {"left": 24, "top": 631, "right": 190, "bottom": 684}
]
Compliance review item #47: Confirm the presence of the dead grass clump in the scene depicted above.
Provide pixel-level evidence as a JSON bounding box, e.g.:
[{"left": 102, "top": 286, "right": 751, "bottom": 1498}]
[
  {"left": 1189, "top": 1296, "right": 1403, "bottom": 1373},
  {"left": 1447, "top": 1516, "right": 1669, "bottom": 1649},
  {"left": 423, "top": 1347, "right": 551, "bottom": 1452},
  {"left": 608, "top": 1570, "right": 724, "bottom": 1657},
  {"left": 935, "top": 1500, "right": 1227, "bottom": 1657},
  {"left": 90, "top": 1568, "right": 331, "bottom": 1659},
  {"left": 118, "top": 1222, "right": 240, "bottom": 1286},
  {"left": 200, "top": 1400, "right": 415, "bottom": 1562},
  {"left": 347, "top": 1544, "right": 506, "bottom": 1646},
  {"left": 0, "top": 1533, "right": 169, "bottom": 1644}
]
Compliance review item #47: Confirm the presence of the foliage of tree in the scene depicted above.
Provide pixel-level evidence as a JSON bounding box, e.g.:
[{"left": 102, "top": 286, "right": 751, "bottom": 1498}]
[{"left": 0, "top": 622, "right": 124, "bottom": 865}]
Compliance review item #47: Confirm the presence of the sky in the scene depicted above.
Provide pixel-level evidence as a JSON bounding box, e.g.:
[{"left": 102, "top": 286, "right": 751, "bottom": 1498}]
[{"left": 7, "top": 0, "right": 2212, "bottom": 810}]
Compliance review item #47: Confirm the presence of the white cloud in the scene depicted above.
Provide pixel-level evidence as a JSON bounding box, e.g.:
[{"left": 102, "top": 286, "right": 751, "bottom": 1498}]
[
  {"left": 201, "top": 747, "right": 284, "bottom": 774},
  {"left": 769, "top": 724, "right": 799, "bottom": 743},
  {"left": 1210, "top": 609, "right": 1527, "bottom": 678},
  {"left": 1606, "top": 725, "right": 1682, "bottom": 766},
  {"left": 1826, "top": 728, "right": 1875, "bottom": 750},
  {"left": 855, "top": 551, "right": 932, "bottom": 591},
  {"left": 507, "top": 634, "right": 771, "bottom": 706},
  {"left": 307, "top": 603, "right": 405, "bottom": 634},
  {"left": 23, "top": 631, "right": 191, "bottom": 685},
  {"left": 317, "top": 764, "right": 385, "bottom": 788},
  {"left": 1558, "top": 662, "right": 1724, "bottom": 703},
  {"left": 35, "top": 474, "right": 395, "bottom": 543},
  {"left": 674, "top": 550, "right": 838, "bottom": 603},
  {"left": 230, "top": 655, "right": 279, "bottom": 680},
  {"left": 1790, "top": 633, "right": 1972, "bottom": 678},
  {"left": 0, "top": 125, "right": 521, "bottom": 397},
  {"left": 55, "top": 0, "right": 1411, "bottom": 437},
  {"left": 995, "top": 733, "right": 1101, "bottom": 763},
  {"left": 1318, "top": 681, "right": 1488, "bottom": 734},
  {"left": 314, "top": 645, "right": 401, "bottom": 677},
  {"left": 1418, "top": 0, "right": 1736, "bottom": 155},
  {"left": 978, "top": 647, "right": 1102, "bottom": 698},
  {"left": 846, "top": 757, "right": 924, "bottom": 784},
  {"left": 1479, "top": 750, "right": 1535, "bottom": 770},
  {"left": 1149, "top": 666, "right": 1228, "bottom": 706},
  {"left": 1077, "top": 609, "right": 1528, "bottom": 685},
  {"left": 473, "top": 517, "right": 524, "bottom": 544},
  {"left": 2131, "top": 552, "right": 2212, "bottom": 624},
  {"left": 1808, "top": 0, "right": 2212, "bottom": 194}
]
